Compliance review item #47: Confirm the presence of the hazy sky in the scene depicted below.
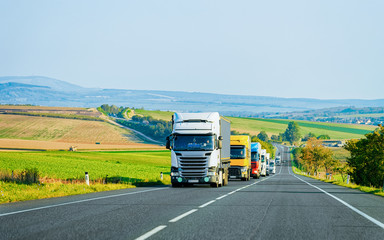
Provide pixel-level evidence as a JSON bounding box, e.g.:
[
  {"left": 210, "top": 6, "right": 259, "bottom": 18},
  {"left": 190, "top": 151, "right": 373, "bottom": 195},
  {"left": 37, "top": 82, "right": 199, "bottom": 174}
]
[{"left": 1, "top": 0, "right": 383, "bottom": 99}]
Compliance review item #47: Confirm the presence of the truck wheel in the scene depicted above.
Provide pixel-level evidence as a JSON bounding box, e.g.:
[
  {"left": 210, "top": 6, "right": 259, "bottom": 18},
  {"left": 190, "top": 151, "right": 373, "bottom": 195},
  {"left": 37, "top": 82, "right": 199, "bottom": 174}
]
[
  {"left": 210, "top": 182, "right": 219, "bottom": 188},
  {"left": 172, "top": 183, "right": 181, "bottom": 188}
]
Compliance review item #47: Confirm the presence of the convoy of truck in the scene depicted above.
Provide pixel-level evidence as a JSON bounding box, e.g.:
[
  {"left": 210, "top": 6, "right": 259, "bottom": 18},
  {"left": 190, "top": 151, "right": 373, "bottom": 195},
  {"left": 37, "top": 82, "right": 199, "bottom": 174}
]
[{"left": 166, "top": 112, "right": 276, "bottom": 187}]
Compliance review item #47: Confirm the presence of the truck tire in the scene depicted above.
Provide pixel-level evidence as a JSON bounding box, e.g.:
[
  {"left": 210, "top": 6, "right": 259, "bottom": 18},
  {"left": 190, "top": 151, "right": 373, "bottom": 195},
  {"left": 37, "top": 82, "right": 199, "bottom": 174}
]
[
  {"left": 210, "top": 182, "right": 219, "bottom": 188},
  {"left": 172, "top": 183, "right": 182, "bottom": 188}
]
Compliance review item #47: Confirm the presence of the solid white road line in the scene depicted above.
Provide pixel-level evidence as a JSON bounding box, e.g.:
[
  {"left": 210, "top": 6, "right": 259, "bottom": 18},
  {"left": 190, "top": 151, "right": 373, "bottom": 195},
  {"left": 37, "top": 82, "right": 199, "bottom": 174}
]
[
  {"left": 216, "top": 194, "right": 228, "bottom": 200},
  {"left": 199, "top": 200, "right": 216, "bottom": 208},
  {"left": 169, "top": 209, "right": 198, "bottom": 223},
  {"left": 294, "top": 175, "right": 384, "bottom": 230},
  {"left": 135, "top": 225, "right": 167, "bottom": 240},
  {"left": 0, "top": 187, "right": 167, "bottom": 217}
]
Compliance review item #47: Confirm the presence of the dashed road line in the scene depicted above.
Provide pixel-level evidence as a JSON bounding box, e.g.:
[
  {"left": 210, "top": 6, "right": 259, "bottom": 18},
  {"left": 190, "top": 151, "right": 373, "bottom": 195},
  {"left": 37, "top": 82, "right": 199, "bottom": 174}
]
[
  {"left": 169, "top": 209, "right": 198, "bottom": 223},
  {"left": 134, "top": 225, "right": 167, "bottom": 240}
]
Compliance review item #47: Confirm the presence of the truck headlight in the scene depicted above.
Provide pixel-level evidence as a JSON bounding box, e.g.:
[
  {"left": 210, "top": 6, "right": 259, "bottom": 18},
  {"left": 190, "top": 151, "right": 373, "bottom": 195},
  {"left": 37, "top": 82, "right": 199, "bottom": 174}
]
[
  {"left": 207, "top": 172, "right": 216, "bottom": 176},
  {"left": 241, "top": 167, "right": 247, "bottom": 173},
  {"left": 171, "top": 172, "right": 180, "bottom": 177}
]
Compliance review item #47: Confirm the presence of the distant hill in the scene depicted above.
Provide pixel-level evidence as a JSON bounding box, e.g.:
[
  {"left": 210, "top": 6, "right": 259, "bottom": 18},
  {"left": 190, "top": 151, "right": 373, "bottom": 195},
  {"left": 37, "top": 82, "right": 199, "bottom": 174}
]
[{"left": 1, "top": 76, "right": 384, "bottom": 115}]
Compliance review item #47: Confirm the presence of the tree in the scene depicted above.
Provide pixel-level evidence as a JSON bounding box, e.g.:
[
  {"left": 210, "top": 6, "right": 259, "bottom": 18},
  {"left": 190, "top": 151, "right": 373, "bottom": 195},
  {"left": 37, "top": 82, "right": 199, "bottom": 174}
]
[
  {"left": 299, "top": 138, "right": 333, "bottom": 175},
  {"left": 344, "top": 125, "right": 384, "bottom": 188},
  {"left": 317, "top": 134, "right": 331, "bottom": 140},
  {"left": 257, "top": 131, "right": 269, "bottom": 142},
  {"left": 283, "top": 121, "right": 301, "bottom": 144},
  {"left": 302, "top": 132, "right": 316, "bottom": 141}
]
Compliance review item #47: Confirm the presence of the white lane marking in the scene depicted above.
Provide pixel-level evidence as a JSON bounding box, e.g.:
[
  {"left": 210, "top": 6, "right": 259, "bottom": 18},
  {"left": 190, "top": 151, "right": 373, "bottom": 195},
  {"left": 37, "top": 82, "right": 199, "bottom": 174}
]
[
  {"left": 294, "top": 175, "right": 384, "bottom": 230},
  {"left": 169, "top": 209, "right": 198, "bottom": 223},
  {"left": 216, "top": 194, "right": 228, "bottom": 200},
  {"left": 0, "top": 187, "right": 167, "bottom": 217},
  {"left": 135, "top": 225, "right": 167, "bottom": 240},
  {"left": 199, "top": 200, "right": 216, "bottom": 208}
]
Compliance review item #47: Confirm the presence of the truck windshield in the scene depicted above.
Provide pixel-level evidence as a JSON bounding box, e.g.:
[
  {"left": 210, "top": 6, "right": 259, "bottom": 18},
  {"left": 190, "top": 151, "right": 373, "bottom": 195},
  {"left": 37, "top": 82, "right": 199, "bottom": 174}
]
[
  {"left": 270, "top": 162, "right": 274, "bottom": 166},
  {"left": 251, "top": 152, "right": 259, "bottom": 162},
  {"left": 261, "top": 155, "right": 265, "bottom": 162},
  {"left": 230, "top": 146, "right": 246, "bottom": 159},
  {"left": 173, "top": 135, "right": 214, "bottom": 151}
]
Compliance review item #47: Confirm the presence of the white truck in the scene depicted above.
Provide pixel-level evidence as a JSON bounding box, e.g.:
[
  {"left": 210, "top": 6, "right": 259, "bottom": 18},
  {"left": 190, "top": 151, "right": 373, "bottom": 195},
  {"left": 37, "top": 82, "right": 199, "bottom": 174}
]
[
  {"left": 166, "top": 112, "right": 231, "bottom": 188},
  {"left": 260, "top": 149, "right": 267, "bottom": 177},
  {"left": 266, "top": 153, "right": 270, "bottom": 176}
]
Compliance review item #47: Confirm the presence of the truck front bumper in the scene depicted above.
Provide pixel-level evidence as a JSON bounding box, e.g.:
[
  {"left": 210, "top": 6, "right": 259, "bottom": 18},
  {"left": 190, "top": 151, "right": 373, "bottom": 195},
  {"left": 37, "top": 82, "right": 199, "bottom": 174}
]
[{"left": 171, "top": 176, "right": 218, "bottom": 184}]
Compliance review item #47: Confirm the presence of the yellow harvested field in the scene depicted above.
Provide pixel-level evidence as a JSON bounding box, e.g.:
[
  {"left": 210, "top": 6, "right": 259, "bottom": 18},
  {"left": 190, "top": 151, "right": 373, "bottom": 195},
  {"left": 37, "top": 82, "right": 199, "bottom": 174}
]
[
  {"left": 0, "top": 105, "right": 101, "bottom": 117},
  {"left": 0, "top": 114, "right": 162, "bottom": 150},
  {"left": 0, "top": 139, "right": 162, "bottom": 151}
]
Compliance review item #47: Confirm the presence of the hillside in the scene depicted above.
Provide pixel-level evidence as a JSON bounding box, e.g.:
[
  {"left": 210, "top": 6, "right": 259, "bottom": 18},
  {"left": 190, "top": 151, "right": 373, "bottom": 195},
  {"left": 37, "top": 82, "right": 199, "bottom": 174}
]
[
  {"left": 126, "top": 109, "right": 375, "bottom": 140},
  {"left": 0, "top": 108, "right": 162, "bottom": 150},
  {"left": 1, "top": 76, "right": 384, "bottom": 115},
  {"left": 228, "top": 117, "right": 376, "bottom": 140}
]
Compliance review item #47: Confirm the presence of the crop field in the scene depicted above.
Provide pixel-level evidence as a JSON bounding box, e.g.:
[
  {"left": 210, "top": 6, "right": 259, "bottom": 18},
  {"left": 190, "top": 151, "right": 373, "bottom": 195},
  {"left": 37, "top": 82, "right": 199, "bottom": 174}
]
[
  {"left": 134, "top": 109, "right": 173, "bottom": 121},
  {"left": 228, "top": 117, "right": 376, "bottom": 139},
  {"left": 330, "top": 147, "right": 350, "bottom": 162},
  {"left": 0, "top": 114, "right": 140, "bottom": 146},
  {"left": 0, "top": 150, "right": 171, "bottom": 203},
  {"left": 0, "top": 105, "right": 102, "bottom": 117}
]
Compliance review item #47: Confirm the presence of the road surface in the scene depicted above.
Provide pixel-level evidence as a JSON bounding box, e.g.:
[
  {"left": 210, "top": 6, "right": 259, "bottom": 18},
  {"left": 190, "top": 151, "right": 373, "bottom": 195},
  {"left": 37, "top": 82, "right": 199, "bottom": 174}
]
[{"left": 1, "top": 146, "right": 383, "bottom": 239}]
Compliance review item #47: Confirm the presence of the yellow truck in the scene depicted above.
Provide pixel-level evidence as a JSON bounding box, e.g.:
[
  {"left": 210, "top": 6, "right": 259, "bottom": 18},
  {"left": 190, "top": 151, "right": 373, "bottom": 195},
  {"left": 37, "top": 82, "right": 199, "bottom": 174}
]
[{"left": 229, "top": 135, "right": 251, "bottom": 181}]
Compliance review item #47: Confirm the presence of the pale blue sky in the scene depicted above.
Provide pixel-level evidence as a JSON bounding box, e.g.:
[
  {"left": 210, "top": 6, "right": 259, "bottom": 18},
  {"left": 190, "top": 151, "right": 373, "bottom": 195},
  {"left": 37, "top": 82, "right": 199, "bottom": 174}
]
[{"left": 0, "top": 0, "right": 383, "bottom": 99}]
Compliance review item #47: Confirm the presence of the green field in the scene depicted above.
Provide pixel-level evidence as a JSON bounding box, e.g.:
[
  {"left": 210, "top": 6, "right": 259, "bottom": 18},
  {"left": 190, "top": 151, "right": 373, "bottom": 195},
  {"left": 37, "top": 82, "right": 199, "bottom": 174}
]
[
  {"left": 228, "top": 117, "right": 376, "bottom": 140},
  {"left": 0, "top": 150, "right": 171, "bottom": 203},
  {"left": 132, "top": 110, "right": 376, "bottom": 140},
  {"left": 134, "top": 109, "right": 173, "bottom": 121}
]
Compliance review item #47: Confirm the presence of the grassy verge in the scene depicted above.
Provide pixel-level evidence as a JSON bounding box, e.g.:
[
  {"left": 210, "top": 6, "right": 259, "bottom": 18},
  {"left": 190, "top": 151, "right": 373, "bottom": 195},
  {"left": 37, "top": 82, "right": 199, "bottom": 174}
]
[
  {"left": 0, "top": 181, "right": 135, "bottom": 203},
  {"left": 291, "top": 162, "right": 384, "bottom": 197},
  {"left": 0, "top": 150, "right": 171, "bottom": 204}
]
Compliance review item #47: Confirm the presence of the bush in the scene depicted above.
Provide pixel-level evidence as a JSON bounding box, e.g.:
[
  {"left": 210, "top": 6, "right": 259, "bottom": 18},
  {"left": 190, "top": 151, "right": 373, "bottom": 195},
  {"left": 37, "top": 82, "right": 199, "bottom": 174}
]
[{"left": 0, "top": 168, "right": 40, "bottom": 184}]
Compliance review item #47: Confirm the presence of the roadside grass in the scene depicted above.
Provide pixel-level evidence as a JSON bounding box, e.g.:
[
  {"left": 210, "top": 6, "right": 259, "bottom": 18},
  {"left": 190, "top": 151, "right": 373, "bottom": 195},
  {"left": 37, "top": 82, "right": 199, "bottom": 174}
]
[
  {"left": 291, "top": 162, "right": 384, "bottom": 197},
  {"left": 228, "top": 117, "right": 375, "bottom": 139},
  {"left": 0, "top": 150, "right": 171, "bottom": 203},
  {"left": 0, "top": 181, "right": 134, "bottom": 203},
  {"left": 134, "top": 109, "right": 173, "bottom": 121}
]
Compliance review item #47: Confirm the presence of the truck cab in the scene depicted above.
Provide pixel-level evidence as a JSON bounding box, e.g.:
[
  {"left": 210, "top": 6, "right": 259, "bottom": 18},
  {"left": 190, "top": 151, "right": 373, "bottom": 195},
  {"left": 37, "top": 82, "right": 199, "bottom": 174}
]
[
  {"left": 251, "top": 142, "right": 261, "bottom": 179},
  {"left": 229, "top": 135, "right": 251, "bottom": 181}
]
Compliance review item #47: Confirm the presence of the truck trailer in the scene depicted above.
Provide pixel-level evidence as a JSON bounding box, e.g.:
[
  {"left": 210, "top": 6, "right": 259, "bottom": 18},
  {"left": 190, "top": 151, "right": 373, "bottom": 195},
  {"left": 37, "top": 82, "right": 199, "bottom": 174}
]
[
  {"left": 251, "top": 142, "right": 262, "bottom": 179},
  {"left": 260, "top": 149, "right": 267, "bottom": 177},
  {"left": 229, "top": 135, "right": 251, "bottom": 181},
  {"left": 166, "top": 112, "right": 231, "bottom": 188}
]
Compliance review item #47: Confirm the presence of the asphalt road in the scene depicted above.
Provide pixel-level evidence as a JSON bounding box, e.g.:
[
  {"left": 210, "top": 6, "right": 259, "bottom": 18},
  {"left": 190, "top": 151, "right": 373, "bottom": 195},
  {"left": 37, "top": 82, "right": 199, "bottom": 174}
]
[{"left": 1, "top": 145, "right": 384, "bottom": 240}]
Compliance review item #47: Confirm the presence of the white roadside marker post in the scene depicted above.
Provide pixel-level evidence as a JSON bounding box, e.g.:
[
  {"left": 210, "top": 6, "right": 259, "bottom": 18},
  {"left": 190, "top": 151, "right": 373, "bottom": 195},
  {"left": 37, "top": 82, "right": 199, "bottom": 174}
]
[
  {"left": 85, "top": 172, "right": 90, "bottom": 186},
  {"left": 160, "top": 172, "right": 163, "bottom": 180},
  {"left": 347, "top": 175, "right": 350, "bottom": 184}
]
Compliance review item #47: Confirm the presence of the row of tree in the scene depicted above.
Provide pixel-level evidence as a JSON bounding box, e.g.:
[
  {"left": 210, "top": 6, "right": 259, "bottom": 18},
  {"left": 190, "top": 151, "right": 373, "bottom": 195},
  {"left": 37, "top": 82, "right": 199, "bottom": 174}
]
[
  {"left": 117, "top": 115, "right": 172, "bottom": 142},
  {"left": 293, "top": 125, "right": 384, "bottom": 188}
]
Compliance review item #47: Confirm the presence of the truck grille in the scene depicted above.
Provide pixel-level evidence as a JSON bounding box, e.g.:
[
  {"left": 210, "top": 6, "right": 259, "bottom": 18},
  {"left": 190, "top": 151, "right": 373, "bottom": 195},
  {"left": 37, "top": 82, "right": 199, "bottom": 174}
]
[
  {"left": 229, "top": 167, "right": 241, "bottom": 176},
  {"left": 179, "top": 157, "right": 207, "bottom": 177}
]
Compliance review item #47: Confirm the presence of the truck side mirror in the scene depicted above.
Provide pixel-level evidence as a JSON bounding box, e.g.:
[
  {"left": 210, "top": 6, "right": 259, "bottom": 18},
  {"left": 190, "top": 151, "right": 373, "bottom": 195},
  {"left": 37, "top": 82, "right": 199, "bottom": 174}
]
[{"left": 166, "top": 136, "right": 171, "bottom": 150}]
